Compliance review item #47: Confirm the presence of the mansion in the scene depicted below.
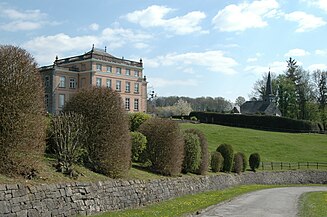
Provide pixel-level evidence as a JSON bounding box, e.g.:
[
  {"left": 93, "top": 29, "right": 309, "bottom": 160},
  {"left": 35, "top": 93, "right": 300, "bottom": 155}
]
[{"left": 39, "top": 46, "right": 147, "bottom": 114}]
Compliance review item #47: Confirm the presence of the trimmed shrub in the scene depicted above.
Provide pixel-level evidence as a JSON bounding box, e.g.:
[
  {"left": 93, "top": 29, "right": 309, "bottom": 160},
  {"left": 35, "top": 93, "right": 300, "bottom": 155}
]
[
  {"left": 182, "top": 132, "right": 201, "bottom": 173},
  {"left": 233, "top": 153, "right": 243, "bottom": 174},
  {"left": 238, "top": 152, "right": 247, "bottom": 172},
  {"left": 211, "top": 151, "right": 224, "bottom": 172},
  {"left": 138, "top": 118, "right": 184, "bottom": 176},
  {"left": 0, "top": 45, "right": 46, "bottom": 177},
  {"left": 131, "top": 132, "right": 147, "bottom": 162},
  {"left": 184, "top": 129, "right": 209, "bottom": 175},
  {"left": 249, "top": 153, "right": 261, "bottom": 172},
  {"left": 64, "top": 87, "right": 131, "bottom": 178},
  {"left": 190, "top": 111, "right": 322, "bottom": 133},
  {"left": 129, "top": 112, "right": 151, "bottom": 132},
  {"left": 50, "top": 113, "right": 87, "bottom": 177},
  {"left": 216, "top": 144, "right": 234, "bottom": 172}
]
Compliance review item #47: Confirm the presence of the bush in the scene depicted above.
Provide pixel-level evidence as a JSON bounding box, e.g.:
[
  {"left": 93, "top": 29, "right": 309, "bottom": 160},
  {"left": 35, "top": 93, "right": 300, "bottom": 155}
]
[
  {"left": 50, "top": 113, "right": 87, "bottom": 177},
  {"left": 238, "top": 152, "right": 247, "bottom": 172},
  {"left": 182, "top": 132, "right": 201, "bottom": 173},
  {"left": 184, "top": 129, "right": 209, "bottom": 175},
  {"left": 0, "top": 45, "right": 46, "bottom": 177},
  {"left": 129, "top": 112, "right": 151, "bottom": 131},
  {"left": 138, "top": 118, "right": 184, "bottom": 176},
  {"left": 211, "top": 151, "right": 224, "bottom": 172},
  {"left": 233, "top": 153, "right": 243, "bottom": 174},
  {"left": 249, "top": 153, "right": 261, "bottom": 172},
  {"left": 216, "top": 144, "right": 234, "bottom": 172},
  {"left": 131, "top": 132, "right": 147, "bottom": 162},
  {"left": 64, "top": 87, "right": 131, "bottom": 178}
]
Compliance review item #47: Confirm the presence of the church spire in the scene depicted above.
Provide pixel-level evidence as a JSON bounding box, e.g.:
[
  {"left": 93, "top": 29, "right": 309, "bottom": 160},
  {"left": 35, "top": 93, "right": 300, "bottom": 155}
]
[{"left": 266, "top": 71, "right": 273, "bottom": 96}]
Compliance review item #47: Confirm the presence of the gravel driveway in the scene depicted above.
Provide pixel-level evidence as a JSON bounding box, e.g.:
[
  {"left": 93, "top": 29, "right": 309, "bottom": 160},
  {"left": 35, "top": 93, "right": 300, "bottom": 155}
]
[{"left": 193, "top": 186, "right": 327, "bottom": 217}]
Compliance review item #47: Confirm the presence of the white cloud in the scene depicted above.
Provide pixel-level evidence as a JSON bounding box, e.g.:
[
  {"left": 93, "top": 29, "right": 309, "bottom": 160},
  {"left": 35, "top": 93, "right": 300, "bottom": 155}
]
[
  {"left": 146, "top": 50, "right": 238, "bottom": 75},
  {"left": 308, "top": 64, "right": 327, "bottom": 71},
  {"left": 125, "top": 5, "right": 206, "bottom": 35},
  {"left": 315, "top": 49, "right": 327, "bottom": 55},
  {"left": 302, "top": 0, "right": 327, "bottom": 13},
  {"left": 89, "top": 23, "right": 99, "bottom": 31},
  {"left": 2, "top": 8, "right": 46, "bottom": 20},
  {"left": 0, "top": 5, "right": 52, "bottom": 31},
  {"left": 212, "top": 0, "right": 279, "bottom": 32},
  {"left": 245, "top": 61, "right": 287, "bottom": 75},
  {"left": 149, "top": 77, "right": 198, "bottom": 88},
  {"left": 23, "top": 28, "right": 152, "bottom": 65},
  {"left": 284, "top": 48, "right": 310, "bottom": 57},
  {"left": 284, "top": 11, "right": 326, "bottom": 32}
]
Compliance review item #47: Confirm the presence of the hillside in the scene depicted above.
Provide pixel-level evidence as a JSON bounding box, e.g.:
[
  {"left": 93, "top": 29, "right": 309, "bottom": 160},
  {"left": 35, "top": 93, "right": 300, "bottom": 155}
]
[{"left": 181, "top": 123, "right": 327, "bottom": 163}]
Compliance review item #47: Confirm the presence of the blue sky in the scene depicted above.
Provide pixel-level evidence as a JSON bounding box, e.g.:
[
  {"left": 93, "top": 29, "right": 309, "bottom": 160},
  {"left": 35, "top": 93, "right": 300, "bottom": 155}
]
[{"left": 1, "top": 0, "right": 327, "bottom": 102}]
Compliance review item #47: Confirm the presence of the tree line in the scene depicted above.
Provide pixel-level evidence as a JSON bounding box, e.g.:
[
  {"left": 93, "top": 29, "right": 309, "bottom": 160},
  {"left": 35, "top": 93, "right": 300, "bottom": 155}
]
[
  {"left": 251, "top": 57, "right": 327, "bottom": 125},
  {"left": 148, "top": 96, "right": 233, "bottom": 117}
]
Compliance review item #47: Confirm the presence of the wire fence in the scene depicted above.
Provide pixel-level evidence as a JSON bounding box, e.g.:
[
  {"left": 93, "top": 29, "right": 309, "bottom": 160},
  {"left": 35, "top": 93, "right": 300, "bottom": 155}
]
[{"left": 260, "top": 162, "right": 327, "bottom": 171}]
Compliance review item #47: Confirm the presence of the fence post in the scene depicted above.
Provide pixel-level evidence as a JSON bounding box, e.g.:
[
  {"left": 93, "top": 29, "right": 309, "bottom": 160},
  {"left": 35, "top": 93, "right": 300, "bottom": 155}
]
[
  {"left": 307, "top": 162, "right": 309, "bottom": 169},
  {"left": 262, "top": 162, "right": 264, "bottom": 170},
  {"left": 298, "top": 162, "right": 300, "bottom": 169},
  {"left": 289, "top": 163, "right": 291, "bottom": 169},
  {"left": 271, "top": 162, "right": 274, "bottom": 170},
  {"left": 281, "top": 162, "right": 283, "bottom": 170},
  {"left": 317, "top": 162, "right": 319, "bottom": 169}
]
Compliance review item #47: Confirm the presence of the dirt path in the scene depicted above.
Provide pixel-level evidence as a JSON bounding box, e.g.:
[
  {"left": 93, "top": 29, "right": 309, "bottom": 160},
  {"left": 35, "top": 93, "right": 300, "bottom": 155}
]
[{"left": 193, "top": 186, "right": 327, "bottom": 217}]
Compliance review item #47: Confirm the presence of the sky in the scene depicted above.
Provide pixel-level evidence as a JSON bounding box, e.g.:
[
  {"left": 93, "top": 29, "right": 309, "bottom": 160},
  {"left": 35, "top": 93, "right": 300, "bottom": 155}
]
[{"left": 1, "top": 0, "right": 327, "bottom": 102}]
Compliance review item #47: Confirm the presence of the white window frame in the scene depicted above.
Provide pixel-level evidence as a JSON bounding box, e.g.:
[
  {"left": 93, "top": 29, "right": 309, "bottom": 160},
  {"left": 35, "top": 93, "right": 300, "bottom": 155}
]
[
  {"left": 125, "top": 69, "right": 130, "bottom": 76},
  {"left": 96, "top": 78, "right": 102, "bottom": 87},
  {"left": 134, "top": 99, "right": 139, "bottom": 111},
  {"left": 134, "top": 83, "right": 139, "bottom": 93},
  {"left": 45, "top": 76, "right": 50, "bottom": 87},
  {"left": 106, "top": 79, "right": 112, "bottom": 89},
  {"left": 59, "top": 94, "right": 65, "bottom": 108},
  {"left": 116, "top": 67, "right": 121, "bottom": 75},
  {"left": 59, "top": 76, "right": 66, "bottom": 88},
  {"left": 116, "top": 80, "right": 121, "bottom": 91},
  {"left": 125, "top": 98, "right": 130, "bottom": 111},
  {"left": 125, "top": 81, "right": 130, "bottom": 93},
  {"left": 96, "top": 64, "right": 102, "bottom": 71},
  {"left": 134, "top": 70, "right": 139, "bottom": 77},
  {"left": 69, "top": 78, "right": 76, "bottom": 89},
  {"left": 107, "top": 66, "right": 112, "bottom": 73}
]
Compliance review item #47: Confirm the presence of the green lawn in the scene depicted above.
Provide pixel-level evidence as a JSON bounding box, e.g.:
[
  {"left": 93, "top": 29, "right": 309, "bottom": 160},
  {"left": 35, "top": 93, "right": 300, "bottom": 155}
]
[
  {"left": 92, "top": 185, "right": 280, "bottom": 217},
  {"left": 298, "top": 191, "right": 327, "bottom": 217},
  {"left": 181, "top": 123, "right": 327, "bottom": 162}
]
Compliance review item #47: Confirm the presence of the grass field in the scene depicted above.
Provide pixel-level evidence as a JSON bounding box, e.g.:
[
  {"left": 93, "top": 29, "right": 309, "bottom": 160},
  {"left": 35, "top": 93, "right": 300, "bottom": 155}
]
[
  {"left": 298, "top": 191, "right": 327, "bottom": 217},
  {"left": 181, "top": 123, "right": 327, "bottom": 163}
]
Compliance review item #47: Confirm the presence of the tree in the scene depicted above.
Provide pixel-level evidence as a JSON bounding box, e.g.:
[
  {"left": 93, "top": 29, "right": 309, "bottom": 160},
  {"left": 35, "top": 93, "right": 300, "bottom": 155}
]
[
  {"left": 174, "top": 99, "right": 193, "bottom": 116},
  {"left": 0, "top": 45, "right": 46, "bottom": 177},
  {"left": 276, "top": 75, "right": 297, "bottom": 118},
  {"left": 64, "top": 88, "right": 131, "bottom": 178},
  {"left": 235, "top": 96, "right": 246, "bottom": 106},
  {"left": 50, "top": 113, "right": 87, "bottom": 177},
  {"left": 313, "top": 70, "right": 327, "bottom": 124}
]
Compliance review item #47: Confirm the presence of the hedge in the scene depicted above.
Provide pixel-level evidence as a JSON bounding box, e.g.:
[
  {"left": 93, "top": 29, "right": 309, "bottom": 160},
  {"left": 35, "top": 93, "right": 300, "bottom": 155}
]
[{"left": 189, "top": 111, "right": 322, "bottom": 133}]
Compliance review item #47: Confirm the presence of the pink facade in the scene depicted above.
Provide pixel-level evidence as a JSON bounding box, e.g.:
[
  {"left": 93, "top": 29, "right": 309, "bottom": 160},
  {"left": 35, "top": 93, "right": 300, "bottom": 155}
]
[{"left": 39, "top": 47, "right": 147, "bottom": 114}]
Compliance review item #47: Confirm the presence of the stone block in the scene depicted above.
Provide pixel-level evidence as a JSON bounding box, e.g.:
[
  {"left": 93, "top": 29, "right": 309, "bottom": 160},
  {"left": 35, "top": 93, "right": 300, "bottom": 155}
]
[
  {"left": 6, "top": 184, "right": 18, "bottom": 190},
  {"left": 0, "top": 201, "right": 10, "bottom": 214},
  {"left": 15, "top": 209, "right": 27, "bottom": 217}
]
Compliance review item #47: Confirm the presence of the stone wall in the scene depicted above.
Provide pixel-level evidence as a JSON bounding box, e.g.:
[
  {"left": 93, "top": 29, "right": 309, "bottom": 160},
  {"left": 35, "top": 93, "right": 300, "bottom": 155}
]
[{"left": 0, "top": 171, "right": 326, "bottom": 217}]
